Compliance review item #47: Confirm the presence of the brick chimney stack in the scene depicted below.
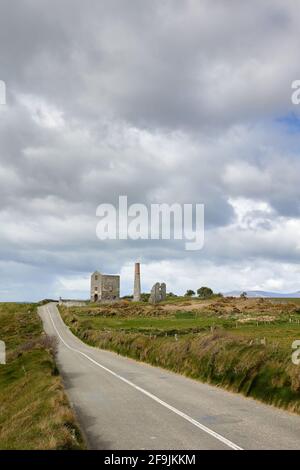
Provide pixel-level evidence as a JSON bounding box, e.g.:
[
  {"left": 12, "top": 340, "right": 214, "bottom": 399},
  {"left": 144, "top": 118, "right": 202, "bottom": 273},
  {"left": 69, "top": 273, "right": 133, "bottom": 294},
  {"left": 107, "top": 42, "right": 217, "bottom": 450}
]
[{"left": 133, "top": 262, "right": 141, "bottom": 301}]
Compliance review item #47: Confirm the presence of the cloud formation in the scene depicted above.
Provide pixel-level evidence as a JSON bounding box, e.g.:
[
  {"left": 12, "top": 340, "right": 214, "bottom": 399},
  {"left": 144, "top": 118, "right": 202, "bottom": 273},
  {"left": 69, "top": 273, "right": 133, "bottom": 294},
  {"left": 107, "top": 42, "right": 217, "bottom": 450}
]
[{"left": 0, "top": 0, "right": 300, "bottom": 300}]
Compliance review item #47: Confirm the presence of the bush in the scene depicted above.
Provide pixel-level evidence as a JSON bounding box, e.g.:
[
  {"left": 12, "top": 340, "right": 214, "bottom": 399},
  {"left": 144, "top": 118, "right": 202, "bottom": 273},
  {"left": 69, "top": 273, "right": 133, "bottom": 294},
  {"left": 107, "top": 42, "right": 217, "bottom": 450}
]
[
  {"left": 197, "top": 287, "right": 214, "bottom": 299},
  {"left": 184, "top": 290, "right": 195, "bottom": 297},
  {"left": 140, "top": 293, "right": 150, "bottom": 302}
]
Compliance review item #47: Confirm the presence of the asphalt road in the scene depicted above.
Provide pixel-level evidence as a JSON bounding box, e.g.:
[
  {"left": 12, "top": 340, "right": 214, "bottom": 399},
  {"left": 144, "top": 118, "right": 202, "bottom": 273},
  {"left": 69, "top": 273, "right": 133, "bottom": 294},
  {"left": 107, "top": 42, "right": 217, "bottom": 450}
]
[{"left": 38, "top": 302, "right": 300, "bottom": 450}]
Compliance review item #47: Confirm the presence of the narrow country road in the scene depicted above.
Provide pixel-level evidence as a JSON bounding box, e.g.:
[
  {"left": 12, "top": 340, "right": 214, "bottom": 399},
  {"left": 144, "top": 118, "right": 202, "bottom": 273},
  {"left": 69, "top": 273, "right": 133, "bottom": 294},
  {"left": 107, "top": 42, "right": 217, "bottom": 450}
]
[{"left": 38, "top": 303, "right": 300, "bottom": 450}]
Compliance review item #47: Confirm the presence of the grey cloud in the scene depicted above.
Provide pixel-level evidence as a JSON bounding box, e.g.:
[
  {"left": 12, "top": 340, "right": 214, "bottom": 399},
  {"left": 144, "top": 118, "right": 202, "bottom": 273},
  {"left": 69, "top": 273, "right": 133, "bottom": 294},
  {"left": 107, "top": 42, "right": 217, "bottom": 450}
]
[
  {"left": 1, "top": 0, "right": 299, "bottom": 128},
  {"left": 1, "top": 1, "right": 300, "bottom": 299}
]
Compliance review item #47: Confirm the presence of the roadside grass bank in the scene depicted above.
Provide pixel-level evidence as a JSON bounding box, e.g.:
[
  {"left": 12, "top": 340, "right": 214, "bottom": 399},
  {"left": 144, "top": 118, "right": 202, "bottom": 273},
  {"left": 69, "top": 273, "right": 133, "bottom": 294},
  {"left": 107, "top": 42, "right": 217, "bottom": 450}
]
[
  {"left": 0, "top": 303, "right": 85, "bottom": 449},
  {"left": 59, "top": 298, "right": 300, "bottom": 414}
]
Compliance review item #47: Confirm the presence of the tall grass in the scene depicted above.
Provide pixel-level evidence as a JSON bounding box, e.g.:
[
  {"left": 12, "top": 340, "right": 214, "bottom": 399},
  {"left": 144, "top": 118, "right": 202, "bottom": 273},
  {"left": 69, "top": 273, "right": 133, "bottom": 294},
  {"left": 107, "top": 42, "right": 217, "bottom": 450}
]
[{"left": 0, "top": 303, "right": 85, "bottom": 449}]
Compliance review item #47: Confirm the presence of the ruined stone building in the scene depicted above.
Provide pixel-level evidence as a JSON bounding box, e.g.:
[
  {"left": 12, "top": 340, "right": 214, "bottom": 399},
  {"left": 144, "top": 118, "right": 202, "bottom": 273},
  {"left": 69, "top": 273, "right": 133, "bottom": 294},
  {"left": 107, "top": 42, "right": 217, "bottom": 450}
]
[
  {"left": 90, "top": 271, "right": 120, "bottom": 302},
  {"left": 149, "top": 282, "right": 166, "bottom": 304}
]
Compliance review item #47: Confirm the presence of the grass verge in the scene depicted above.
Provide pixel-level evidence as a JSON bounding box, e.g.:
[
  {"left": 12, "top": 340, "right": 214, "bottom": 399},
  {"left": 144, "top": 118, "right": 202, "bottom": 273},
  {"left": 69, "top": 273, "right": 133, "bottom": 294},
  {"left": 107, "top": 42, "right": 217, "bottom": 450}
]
[{"left": 0, "top": 303, "right": 85, "bottom": 449}]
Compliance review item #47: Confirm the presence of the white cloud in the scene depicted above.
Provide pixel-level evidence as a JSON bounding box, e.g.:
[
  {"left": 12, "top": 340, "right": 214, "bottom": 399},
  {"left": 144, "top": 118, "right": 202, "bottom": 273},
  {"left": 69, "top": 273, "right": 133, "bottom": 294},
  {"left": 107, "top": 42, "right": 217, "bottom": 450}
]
[
  {"left": 0, "top": 1, "right": 300, "bottom": 299},
  {"left": 19, "top": 94, "right": 65, "bottom": 128}
]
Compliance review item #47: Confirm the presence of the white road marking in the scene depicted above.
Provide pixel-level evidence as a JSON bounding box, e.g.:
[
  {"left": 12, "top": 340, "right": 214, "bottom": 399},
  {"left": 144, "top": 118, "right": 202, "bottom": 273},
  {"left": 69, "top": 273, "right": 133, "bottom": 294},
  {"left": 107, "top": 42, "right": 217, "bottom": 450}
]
[{"left": 46, "top": 305, "right": 243, "bottom": 451}]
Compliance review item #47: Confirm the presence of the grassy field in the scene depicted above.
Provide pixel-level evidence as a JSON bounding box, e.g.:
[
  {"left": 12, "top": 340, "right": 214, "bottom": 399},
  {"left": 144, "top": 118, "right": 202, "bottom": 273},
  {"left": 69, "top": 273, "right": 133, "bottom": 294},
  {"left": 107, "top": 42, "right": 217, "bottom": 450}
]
[
  {"left": 60, "top": 297, "right": 300, "bottom": 414},
  {"left": 0, "top": 303, "right": 85, "bottom": 450}
]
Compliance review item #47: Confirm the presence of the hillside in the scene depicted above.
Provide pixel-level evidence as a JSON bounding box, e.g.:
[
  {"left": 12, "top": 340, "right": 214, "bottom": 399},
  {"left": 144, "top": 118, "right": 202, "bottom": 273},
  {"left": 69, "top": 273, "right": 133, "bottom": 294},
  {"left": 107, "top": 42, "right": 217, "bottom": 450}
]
[{"left": 0, "top": 303, "right": 85, "bottom": 450}]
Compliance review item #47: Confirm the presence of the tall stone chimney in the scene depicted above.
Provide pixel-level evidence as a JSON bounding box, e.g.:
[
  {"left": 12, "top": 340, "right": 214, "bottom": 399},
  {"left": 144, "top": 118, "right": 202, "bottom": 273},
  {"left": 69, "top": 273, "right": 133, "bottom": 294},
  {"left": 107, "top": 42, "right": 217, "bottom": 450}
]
[{"left": 133, "top": 262, "right": 141, "bottom": 301}]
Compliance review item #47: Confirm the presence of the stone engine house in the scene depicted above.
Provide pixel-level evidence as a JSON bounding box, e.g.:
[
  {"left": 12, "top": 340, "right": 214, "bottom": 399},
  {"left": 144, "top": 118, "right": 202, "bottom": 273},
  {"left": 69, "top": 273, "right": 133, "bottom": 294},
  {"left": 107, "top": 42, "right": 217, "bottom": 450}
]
[{"left": 90, "top": 271, "right": 120, "bottom": 302}]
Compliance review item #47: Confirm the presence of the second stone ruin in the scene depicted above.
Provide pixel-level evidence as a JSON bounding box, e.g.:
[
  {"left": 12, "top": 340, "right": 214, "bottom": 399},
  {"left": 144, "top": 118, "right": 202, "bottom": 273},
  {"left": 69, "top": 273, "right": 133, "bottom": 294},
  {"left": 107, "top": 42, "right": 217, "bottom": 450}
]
[{"left": 149, "top": 282, "right": 167, "bottom": 304}]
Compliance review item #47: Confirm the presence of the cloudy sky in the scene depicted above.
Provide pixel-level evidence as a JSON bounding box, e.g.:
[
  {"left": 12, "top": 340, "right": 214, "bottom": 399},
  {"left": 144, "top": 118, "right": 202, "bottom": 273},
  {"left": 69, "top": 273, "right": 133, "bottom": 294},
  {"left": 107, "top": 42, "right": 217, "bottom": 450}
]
[{"left": 1, "top": 0, "right": 300, "bottom": 301}]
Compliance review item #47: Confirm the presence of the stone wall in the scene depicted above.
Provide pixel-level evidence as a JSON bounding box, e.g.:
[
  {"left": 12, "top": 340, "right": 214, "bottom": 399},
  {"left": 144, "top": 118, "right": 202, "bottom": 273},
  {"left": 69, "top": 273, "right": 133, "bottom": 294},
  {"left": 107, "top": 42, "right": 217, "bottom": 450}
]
[
  {"left": 101, "top": 275, "right": 120, "bottom": 301},
  {"left": 59, "top": 300, "right": 87, "bottom": 307}
]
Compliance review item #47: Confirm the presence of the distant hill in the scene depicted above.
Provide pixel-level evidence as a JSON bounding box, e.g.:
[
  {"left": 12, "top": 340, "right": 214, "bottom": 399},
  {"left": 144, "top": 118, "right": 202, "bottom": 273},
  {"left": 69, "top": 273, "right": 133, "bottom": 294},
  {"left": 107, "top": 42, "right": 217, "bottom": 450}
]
[{"left": 224, "top": 290, "right": 300, "bottom": 298}]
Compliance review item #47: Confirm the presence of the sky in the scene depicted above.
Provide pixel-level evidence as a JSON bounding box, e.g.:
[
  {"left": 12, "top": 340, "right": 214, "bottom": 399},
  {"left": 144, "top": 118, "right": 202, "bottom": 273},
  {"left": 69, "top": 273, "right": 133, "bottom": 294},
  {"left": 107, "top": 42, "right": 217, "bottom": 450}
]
[{"left": 1, "top": 0, "right": 300, "bottom": 301}]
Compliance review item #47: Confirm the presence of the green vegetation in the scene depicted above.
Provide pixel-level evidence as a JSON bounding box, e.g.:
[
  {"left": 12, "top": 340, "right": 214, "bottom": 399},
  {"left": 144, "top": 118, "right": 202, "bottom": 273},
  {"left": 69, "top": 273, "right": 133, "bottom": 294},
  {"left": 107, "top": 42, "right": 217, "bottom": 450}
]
[
  {"left": 197, "top": 286, "right": 214, "bottom": 299},
  {"left": 0, "top": 303, "right": 85, "bottom": 449},
  {"left": 60, "top": 297, "right": 300, "bottom": 414},
  {"left": 140, "top": 293, "right": 150, "bottom": 302},
  {"left": 184, "top": 290, "right": 195, "bottom": 297}
]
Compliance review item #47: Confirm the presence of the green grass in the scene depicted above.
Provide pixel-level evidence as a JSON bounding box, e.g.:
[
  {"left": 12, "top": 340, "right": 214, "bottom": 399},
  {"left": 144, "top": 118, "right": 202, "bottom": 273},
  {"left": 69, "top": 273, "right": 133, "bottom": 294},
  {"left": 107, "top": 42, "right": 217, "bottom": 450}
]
[
  {"left": 68, "top": 312, "right": 233, "bottom": 335},
  {"left": 60, "top": 298, "right": 300, "bottom": 414},
  {"left": 231, "top": 322, "right": 300, "bottom": 349},
  {"left": 0, "top": 303, "right": 85, "bottom": 449}
]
